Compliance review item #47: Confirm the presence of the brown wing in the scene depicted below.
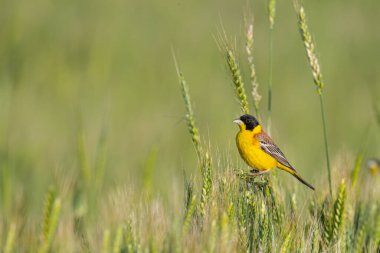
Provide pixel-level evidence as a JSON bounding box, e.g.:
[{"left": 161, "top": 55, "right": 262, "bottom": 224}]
[{"left": 256, "top": 131, "right": 296, "bottom": 171}]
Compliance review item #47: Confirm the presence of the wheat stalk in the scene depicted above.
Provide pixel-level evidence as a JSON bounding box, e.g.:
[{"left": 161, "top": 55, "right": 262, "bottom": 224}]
[
  {"left": 246, "top": 24, "right": 261, "bottom": 117},
  {"left": 266, "top": 0, "right": 276, "bottom": 134},
  {"left": 173, "top": 51, "right": 213, "bottom": 218},
  {"left": 297, "top": 4, "right": 332, "bottom": 196}
]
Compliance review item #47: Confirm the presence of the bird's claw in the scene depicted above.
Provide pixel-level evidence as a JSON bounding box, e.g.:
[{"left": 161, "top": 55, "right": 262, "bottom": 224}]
[{"left": 248, "top": 169, "right": 270, "bottom": 176}]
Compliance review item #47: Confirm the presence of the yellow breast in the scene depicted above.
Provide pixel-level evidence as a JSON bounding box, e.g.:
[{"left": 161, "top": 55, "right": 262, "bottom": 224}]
[{"left": 235, "top": 128, "right": 277, "bottom": 171}]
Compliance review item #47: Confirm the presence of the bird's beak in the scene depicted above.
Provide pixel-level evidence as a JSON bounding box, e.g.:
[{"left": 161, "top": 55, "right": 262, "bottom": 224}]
[{"left": 233, "top": 119, "right": 243, "bottom": 125}]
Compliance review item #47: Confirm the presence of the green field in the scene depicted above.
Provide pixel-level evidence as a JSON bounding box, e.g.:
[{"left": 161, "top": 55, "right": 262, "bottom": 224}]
[{"left": 0, "top": 0, "right": 379, "bottom": 252}]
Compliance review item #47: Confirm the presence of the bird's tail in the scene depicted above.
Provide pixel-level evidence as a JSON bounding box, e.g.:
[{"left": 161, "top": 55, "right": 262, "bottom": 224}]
[
  {"left": 292, "top": 173, "right": 315, "bottom": 191},
  {"left": 277, "top": 164, "right": 315, "bottom": 191}
]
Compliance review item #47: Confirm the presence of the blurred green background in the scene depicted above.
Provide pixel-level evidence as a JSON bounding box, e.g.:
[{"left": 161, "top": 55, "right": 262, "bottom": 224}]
[{"left": 0, "top": 0, "right": 379, "bottom": 213}]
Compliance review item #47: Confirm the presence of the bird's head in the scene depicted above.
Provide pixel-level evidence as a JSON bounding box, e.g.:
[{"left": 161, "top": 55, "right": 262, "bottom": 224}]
[{"left": 233, "top": 114, "right": 260, "bottom": 131}]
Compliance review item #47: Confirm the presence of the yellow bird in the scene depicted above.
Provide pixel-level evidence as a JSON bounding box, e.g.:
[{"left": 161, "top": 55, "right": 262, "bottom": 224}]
[
  {"left": 233, "top": 114, "right": 315, "bottom": 190},
  {"left": 367, "top": 158, "right": 380, "bottom": 175}
]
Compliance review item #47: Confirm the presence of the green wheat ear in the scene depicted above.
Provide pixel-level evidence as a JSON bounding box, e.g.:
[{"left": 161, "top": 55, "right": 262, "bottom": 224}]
[
  {"left": 125, "top": 222, "right": 136, "bottom": 252},
  {"left": 77, "top": 129, "right": 91, "bottom": 187},
  {"left": 112, "top": 225, "right": 124, "bottom": 253},
  {"left": 101, "top": 229, "right": 111, "bottom": 253},
  {"left": 353, "top": 209, "right": 367, "bottom": 253},
  {"left": 268, "top": 0, "right": 276, "bottom": 30},
  {"left": 182, "top": 192, "right": 196, "bottom": 235},
  {"left": 374, "top": 210, "right": 380, "bottom": 249},
  {"left": 4, "top": 223, "right": 16, "bottom": 253},
  {"left": 41, "top": 186, "right": 57, "bottom": 242},
  {"left": 311, "top": 226, "right": 320, "bottom": 253},
  {"left": 38, "top": 196, "right": 62, "bottom": 253},
  {"left": 226, "top": 48, "right": 250, "bottom": 114},
  {"left": 280, "top": 231, "right": 292, "bottom": 253},
  {"left": 1, "top": 163, "right": 11, "bottom": 216},
  {"left": 298, "top": 6, "right": 324, "bottom": 94},
  {"left": 176, "top": 66, "right": 202, "bottom": 158},
  {"left": 199, "top": 151, "right": 212, "bottom": 216},
  {"left": 329, "top": 179, "right": 346, "bottom": 244},
  {"left": 142, "top": 146, "right": 158, "bottom": 193},
  {"left": 350, "top": 152, "right": 363, "bottom": 188},
  {"left": 373, "top": 101, "right": 380, "bottom": 128},
  {"left": 95, "top": 124, "right": 108, "bottom": 190}
]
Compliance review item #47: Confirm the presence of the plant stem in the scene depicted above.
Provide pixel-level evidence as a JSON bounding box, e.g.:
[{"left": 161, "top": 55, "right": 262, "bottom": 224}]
[
  {"left": 319, "top": 94, "right": 332, "bottom": 196},
  {"left": 267, "top": 28, "right": 274, "bottom": 134}
]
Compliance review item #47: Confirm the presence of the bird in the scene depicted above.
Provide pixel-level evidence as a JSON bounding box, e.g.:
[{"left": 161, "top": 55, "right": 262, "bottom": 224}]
[
  {"left": 233, "top": 114, "right": 315, "bottom": 190},
  {"left": 366, "top": 158, "right": 380, "bottom": 175}
]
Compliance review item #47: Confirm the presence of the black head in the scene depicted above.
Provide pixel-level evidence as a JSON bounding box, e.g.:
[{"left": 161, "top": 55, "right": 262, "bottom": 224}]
[{"left": 239, "top": 114, "right": 259, "bottom": 131}]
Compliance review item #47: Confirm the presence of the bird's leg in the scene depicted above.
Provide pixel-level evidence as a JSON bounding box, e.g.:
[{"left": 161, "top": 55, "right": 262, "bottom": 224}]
[
  {"left": 249, "top": 169, "right": 270, "bottom": 176},
  {"left": 245, "top": 169, "right": 270, "bottom": 187},
  {"left": 250, "top": 168, "right": 260, "bottom": 174}
]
